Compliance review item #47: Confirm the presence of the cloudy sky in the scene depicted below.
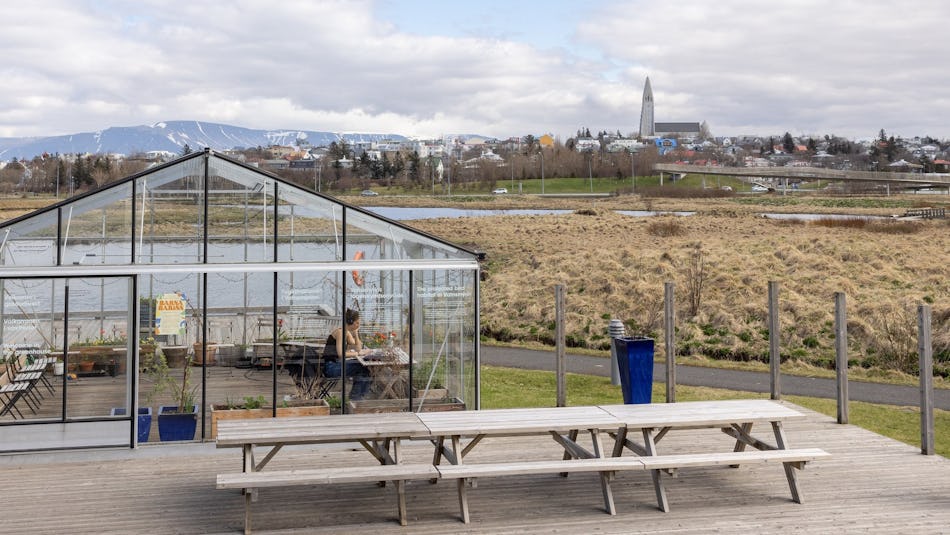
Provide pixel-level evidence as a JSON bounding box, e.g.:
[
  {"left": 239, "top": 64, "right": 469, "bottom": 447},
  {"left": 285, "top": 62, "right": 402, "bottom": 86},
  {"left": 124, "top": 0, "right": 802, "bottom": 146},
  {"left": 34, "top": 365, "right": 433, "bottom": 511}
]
[{"left": 2, "top": 0, "right": 948, "bottom": 141}]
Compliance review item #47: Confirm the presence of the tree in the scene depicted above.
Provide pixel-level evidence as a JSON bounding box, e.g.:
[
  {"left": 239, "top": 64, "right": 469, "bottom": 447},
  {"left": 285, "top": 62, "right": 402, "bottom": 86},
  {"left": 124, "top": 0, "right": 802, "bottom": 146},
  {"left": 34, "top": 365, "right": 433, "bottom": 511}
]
[
  {"left": 407, "top": 151, "right": 421, "bottom": 185},
  {"left": 181, "top": 144, "right": 193, "bottom": 155},
  {"left": 328, "top": 140, "right": 351, "bottom": 162},
  {"left": 390, "top": 152, "right": 405, "bottom": 180},
  {"left": 522, "top": 134, "right": 537, "bottom": 155},
  {"left": 782, "top": 132, "right": 795, "bottom": 154},
  {"left": 72, "top": 156, "right": 95, "bottom": 188}
]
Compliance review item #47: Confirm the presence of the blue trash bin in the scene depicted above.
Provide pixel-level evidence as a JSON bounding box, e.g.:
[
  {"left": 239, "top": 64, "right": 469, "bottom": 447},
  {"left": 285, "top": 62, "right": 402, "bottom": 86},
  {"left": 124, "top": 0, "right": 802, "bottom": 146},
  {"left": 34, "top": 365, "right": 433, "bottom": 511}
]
[{"left": 612, "top": 336, "right": 654, "bottom": 404}]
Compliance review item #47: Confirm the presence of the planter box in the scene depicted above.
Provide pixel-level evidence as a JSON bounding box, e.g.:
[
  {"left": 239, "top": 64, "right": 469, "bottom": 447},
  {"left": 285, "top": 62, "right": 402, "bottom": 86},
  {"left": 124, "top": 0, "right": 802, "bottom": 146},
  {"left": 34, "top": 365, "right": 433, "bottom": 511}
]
[
  {"left": 111, "top": 407, "right": 152, "bottom": 443},
  {"left": 412, "top": 387, "right": 448, "bottom": 400},
  {"left": 252, "top": 343, "right": 277, "bottom": 358},
  {"left": 157, "top": 405, "right": 198, "bottom": 441},
  {"left": 347, "top": 397, "right": 465, "bottom": 414},
  {"left": 162, "top": 346, "right": 189, "bottom": 368},
  {"left": 192, "top": 343, "right": 217, "bottom": 366},
  {"left": 214, "top": 344, "right": 241, "bottom": 367},
  {"left": 209, "top": 399, "right": 330, "bottom": 438}
]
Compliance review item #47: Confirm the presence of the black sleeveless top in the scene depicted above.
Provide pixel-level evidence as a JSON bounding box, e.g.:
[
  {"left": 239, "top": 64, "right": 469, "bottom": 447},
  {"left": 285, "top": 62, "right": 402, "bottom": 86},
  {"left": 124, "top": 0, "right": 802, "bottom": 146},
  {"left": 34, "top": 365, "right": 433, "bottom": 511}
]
[{"left": 323, "top": 332, "right": 340, "bottom": 363}]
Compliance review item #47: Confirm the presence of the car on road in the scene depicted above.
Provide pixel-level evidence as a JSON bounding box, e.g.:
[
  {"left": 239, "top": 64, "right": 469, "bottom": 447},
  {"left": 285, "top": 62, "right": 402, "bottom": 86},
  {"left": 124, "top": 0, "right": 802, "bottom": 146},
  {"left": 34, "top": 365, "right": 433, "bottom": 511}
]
[
  {"left": 360, "top": 189, "right": 379, "bottom": 196},
  {"left": 492, "top": 187, "right": 508, "bottom": 194},
  {"left": 751, "top": 184, "right": 769, "bottom": 192}
]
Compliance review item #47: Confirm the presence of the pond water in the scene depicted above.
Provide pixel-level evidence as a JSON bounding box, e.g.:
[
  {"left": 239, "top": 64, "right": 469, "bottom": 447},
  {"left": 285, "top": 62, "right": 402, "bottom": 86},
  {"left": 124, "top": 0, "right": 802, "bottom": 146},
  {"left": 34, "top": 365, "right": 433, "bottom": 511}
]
[
  {"left": 616, "top": 210, "right": 695, "bottom": 217},
  {"left": 365, "top": 207, "right": 696, "bottom": 220},
  {"left": 760, "top": 213, "right": 889, "bottom": 221},
  {"left": 365, "top": 207, "right": 571, "bottom": 219}
]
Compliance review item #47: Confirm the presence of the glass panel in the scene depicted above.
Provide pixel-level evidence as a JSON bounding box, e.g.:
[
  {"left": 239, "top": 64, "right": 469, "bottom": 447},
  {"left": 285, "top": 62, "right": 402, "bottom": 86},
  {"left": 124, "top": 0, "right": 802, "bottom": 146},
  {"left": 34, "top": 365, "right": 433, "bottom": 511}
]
[
  {"left": 0, "top": 209, "right": 58, "bottom": 267},
  {"left": 207, "top": 155, "right": 276, "bottom": 264},
  {"left": 1, "top": 277, "right": 65, "bottom": 423},
  {"left": 276, "top": 271, "right": 340, "bottom": 408},
  {"left": 276, "top": 183, "right": 342, "bottom": 262},
  {"left": 65, "top": 276, "right": 132, "bottom": 420},
  {"left": 137, "top": 273, "right": 201, "bottom": 442},
  {"left": 199, "top": 271, "right": 277, "bottom": 440},
  {"left": 344, "top": 207, "right": 469, "bottom": 262},
  {"left": 341, "top": 269, "right": 411, "bottom": 412},
  {"left": 134, "top": 156, "right": 205, "bottom": 264},
  {"left": 412, "top": 269, "right": 477, "bottom": 410},
  {"left": 60, "top": 182, "right": 134, "bottom": 266}
]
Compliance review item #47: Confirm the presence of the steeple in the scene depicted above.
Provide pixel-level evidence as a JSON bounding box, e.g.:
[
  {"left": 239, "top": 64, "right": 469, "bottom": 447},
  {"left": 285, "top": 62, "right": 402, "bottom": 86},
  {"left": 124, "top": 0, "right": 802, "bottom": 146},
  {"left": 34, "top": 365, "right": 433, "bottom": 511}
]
[{"left": 639, "top": 77, "right": 654, "bottom": 138}]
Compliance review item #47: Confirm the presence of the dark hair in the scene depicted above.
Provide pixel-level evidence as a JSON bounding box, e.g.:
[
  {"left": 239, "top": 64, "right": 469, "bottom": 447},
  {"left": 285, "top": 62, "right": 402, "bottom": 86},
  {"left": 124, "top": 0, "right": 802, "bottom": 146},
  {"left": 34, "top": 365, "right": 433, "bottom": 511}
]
[{"left": 344, "top": 309, "right": 360, "bottom": 325}]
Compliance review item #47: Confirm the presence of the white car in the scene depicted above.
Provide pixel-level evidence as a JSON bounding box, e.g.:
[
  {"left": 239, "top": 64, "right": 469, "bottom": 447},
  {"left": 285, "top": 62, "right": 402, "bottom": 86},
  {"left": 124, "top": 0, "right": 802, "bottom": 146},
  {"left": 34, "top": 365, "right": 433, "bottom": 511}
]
[
  {"left": 360, "top": 189, "right": 379, "bottom": 196},
  {"left": 751, "top": 185, "right": 769, "bottom": 192},
  {"left": 492, "top": 187, "right": 508, "bottom": 194}
]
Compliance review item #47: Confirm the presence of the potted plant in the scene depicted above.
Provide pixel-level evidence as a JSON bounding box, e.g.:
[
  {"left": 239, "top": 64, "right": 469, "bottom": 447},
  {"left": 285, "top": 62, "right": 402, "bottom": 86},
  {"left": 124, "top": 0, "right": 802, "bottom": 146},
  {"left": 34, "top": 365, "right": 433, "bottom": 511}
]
[
  {"left": 192, "top": 341, "right": 217, "bottom": 366},
  {"left": 110, "top": 407, "right": 153, "bottom": 443},
  {"left": 143, "top": 349, "right": 198, "bottom": 441},
  {"left": 161, "top": 345, "right": 189, "bottom": 368},
  {"left": 72, "top": 333, "right": 127, "bottom": 374}
]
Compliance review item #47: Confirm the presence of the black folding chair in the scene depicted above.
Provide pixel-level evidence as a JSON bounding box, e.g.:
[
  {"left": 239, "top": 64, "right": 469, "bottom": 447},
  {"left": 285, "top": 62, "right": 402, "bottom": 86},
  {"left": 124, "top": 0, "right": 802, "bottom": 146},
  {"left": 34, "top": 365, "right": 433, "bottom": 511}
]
[{"left": 286, "top": 344, "right": 337, "bottom": 400}]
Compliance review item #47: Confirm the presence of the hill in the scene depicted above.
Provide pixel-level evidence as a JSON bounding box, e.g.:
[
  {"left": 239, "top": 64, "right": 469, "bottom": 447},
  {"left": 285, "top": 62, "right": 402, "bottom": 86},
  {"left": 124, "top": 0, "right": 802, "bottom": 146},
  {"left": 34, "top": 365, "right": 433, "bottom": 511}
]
[{"left": 0, "top": 120, "right": 407, "bottom": 160}]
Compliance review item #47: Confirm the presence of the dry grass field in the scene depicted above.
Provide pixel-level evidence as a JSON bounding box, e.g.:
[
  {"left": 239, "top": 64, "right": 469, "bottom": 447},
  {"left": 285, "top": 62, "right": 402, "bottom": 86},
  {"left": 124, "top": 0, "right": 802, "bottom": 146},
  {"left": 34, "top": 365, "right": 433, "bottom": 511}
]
[
  {"left": 406, "top": 195, "right": 950, "bottom": 378},
  {"left": 2, "top": 192, "right": 947, "bottom": 379}
]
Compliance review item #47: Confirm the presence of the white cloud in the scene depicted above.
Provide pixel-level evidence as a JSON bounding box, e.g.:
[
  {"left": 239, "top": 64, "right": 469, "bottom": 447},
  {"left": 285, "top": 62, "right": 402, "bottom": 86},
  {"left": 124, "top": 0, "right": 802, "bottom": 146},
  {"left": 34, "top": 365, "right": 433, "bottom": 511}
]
[
  {"left": 0, "top": 0, "right": 948, "bottom": 142},
  {"left": 577, "top": 0, "right": 950, "bottom": 139}
]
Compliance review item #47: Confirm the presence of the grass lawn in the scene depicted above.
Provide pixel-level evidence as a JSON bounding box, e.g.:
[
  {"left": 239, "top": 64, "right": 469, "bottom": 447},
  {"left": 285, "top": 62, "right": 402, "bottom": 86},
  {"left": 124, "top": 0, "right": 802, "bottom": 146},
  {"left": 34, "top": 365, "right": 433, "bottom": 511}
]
[{"left": 480, "top": 365, "right": 950, "bottom": 458}]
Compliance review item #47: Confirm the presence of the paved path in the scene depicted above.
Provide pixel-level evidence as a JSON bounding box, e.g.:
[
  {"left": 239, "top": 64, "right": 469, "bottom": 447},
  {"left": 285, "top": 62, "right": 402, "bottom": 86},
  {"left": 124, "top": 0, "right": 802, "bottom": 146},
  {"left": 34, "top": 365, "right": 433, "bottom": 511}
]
[{"left": 481, "top": 345, "right": 950, "bottom": 410}]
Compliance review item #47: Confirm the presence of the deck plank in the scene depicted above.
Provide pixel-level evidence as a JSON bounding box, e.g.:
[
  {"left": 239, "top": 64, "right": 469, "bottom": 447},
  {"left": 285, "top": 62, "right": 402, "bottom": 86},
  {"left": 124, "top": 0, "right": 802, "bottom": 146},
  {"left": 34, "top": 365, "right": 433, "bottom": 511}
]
[{"left": 1, "top": 402, "right": 948, "bottom": 534}]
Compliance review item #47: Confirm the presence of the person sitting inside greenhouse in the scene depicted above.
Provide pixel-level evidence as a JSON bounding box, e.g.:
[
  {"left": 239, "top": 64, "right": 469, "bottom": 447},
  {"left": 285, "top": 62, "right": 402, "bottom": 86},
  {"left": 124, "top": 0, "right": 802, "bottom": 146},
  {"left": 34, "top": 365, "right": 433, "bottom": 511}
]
[{"left": 322, "top": 308, "right": 372, "bottom": 400}]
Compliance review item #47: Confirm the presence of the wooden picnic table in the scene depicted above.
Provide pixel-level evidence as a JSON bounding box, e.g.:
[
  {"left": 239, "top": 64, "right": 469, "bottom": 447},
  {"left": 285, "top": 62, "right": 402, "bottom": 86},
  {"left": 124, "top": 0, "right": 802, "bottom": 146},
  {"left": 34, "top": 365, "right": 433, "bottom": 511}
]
[
  {"left": 600, "top": 399, "right": 812, "bottom": 512},
  {"left": 215, "top": 400, "right": 827, "bottom": 532},
  {"left": 417, "top": 406, "right": 625, "bottom": 521},
  {"left": 216, "top": 412, "right": 430, "bottom": 472}
]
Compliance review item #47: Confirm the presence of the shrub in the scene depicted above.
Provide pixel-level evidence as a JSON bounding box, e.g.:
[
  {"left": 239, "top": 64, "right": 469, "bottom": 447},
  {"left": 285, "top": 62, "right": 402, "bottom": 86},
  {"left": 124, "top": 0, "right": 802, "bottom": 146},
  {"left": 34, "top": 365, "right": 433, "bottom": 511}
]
[{"left": 647, "top": 218, "right": 686, "bottom": 237}]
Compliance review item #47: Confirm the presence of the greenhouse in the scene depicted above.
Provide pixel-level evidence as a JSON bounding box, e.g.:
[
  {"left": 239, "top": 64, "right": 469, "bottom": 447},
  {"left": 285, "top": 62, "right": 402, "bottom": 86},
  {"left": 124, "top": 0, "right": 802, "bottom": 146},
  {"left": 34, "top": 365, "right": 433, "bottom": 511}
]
[{"left": 0, "top": 149, "right": 481, "bottom": 452}]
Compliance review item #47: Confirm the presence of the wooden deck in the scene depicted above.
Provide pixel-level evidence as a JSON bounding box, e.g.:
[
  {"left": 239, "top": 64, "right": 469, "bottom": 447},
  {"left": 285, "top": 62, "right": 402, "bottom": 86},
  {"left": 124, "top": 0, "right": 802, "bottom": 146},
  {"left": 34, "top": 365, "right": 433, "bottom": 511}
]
[{"left": 1, "top": 402, "right": 948, "bottom": 534}]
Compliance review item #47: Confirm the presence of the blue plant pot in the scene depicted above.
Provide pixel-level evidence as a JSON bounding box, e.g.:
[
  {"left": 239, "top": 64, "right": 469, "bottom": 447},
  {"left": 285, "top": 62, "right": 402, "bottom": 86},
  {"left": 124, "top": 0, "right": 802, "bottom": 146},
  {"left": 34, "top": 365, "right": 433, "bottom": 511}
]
[
  {"left": 157, "top": 405, "right": 198, "bottom": 441},
  {"left": 111, "top": 407, "right": 153, "bottom": 443}
]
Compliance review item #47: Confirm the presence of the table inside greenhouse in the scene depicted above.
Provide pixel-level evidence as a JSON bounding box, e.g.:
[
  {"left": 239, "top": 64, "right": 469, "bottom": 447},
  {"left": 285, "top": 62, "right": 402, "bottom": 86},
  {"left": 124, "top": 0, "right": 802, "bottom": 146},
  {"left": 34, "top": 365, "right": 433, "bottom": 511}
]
[{"left": 357, "top": 348, "right": 410, "bottom": 399}]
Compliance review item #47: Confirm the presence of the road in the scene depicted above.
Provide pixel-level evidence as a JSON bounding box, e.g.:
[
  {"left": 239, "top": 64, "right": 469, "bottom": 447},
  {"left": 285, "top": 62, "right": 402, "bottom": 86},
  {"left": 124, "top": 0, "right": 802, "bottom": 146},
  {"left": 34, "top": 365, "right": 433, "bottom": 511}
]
[{"left": 481, "top": 345, "right": 950, "bottom": 410}]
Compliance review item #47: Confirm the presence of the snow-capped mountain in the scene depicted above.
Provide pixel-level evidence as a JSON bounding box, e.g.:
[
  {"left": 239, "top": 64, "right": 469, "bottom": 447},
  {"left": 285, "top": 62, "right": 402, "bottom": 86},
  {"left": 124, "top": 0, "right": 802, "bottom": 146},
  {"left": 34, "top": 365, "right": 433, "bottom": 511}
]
[{"left": 0, "top": 120, "right": 408, "bottom": 160}]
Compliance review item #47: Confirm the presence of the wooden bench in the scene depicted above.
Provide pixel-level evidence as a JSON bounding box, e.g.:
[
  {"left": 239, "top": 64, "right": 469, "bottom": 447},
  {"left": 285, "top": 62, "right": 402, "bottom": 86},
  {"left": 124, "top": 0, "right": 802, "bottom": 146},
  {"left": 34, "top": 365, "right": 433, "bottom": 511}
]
[
  {"left": 436, "top": 457, "right": 648, "bottom": 523},
  {"left": 636, "top": 448, "right": 831, "bottom": 512},
  {"left": 217, "top": 463, "right": 439, "bottom": 534},
  {"left": 433, "top": 447, "right": 830, "bottom": 523}
]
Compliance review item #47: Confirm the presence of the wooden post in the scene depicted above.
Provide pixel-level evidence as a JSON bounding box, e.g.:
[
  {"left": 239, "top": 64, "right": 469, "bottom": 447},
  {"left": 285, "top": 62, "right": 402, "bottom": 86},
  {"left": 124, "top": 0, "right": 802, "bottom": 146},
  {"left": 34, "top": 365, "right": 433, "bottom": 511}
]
[
  {"left": 918, "top": 305, "right": 934, "bottom": 455},
  {"left": 555, "top": 285, "right": 566, "bottom": 407},
  {"left": 664, "top": 282, "right": 675, "bottom": 403},
  {"left": 768, "top": 281, "right": 781, "bottom": 400},
  {"left": 834, "top": 292, "right": 849, "bottom": 424}
]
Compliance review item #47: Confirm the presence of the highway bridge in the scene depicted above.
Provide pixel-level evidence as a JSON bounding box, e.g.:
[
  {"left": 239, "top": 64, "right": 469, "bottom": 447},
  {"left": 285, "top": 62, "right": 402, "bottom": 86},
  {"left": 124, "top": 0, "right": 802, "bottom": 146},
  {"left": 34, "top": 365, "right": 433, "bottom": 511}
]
[{"left": 653, "top": 163, "right": 950, "bottom": 188}]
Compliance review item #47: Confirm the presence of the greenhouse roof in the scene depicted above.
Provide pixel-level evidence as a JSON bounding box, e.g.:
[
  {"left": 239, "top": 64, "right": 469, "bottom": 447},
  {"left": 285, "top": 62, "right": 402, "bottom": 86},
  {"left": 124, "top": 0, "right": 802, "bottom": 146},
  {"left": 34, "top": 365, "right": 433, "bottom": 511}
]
[{"left": 0, "top": 149, "right": 480, "bottom": 272}]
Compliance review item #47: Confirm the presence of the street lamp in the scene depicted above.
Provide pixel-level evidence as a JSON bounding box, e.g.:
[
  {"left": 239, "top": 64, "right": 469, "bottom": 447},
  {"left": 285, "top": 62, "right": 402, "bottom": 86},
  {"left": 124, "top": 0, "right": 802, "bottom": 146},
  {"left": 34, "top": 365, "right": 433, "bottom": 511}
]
[
  {"left": 587, "top": 151, "right": 593, "bottom": 193},
  {"left": 538, "top": 149, "right": 545, "bottom": 194},
  {"left": 630, "top": 150, "right": 636, "bottom": 193}
]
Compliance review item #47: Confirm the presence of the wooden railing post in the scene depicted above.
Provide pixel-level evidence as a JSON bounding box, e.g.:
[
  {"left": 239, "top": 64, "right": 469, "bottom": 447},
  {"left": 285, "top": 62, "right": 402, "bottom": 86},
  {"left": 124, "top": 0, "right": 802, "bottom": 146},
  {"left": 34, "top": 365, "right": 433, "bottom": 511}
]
[
  {"left": 664, "top": 282, "right": 675, "bottom": 403},
  {"left": 555, "top": 285, "right": 566, "bottom": 407},
  {"left": 919, "top": 305, "right": 934, "bottom": 455},
  {"left": 768, "top": 281, "right": 781, "bottom": 400},
  {"left": 834, "top": 292, "right": 849, "bottom": 424}
]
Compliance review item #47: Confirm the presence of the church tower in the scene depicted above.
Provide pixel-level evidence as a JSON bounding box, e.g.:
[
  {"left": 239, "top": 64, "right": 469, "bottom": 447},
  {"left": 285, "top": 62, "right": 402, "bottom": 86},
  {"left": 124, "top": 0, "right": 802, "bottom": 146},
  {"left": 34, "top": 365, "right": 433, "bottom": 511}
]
[{"left": 639, "top": 77, "right": 655, "bottom": 138}]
